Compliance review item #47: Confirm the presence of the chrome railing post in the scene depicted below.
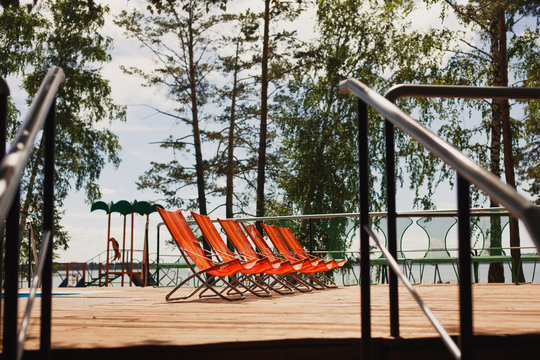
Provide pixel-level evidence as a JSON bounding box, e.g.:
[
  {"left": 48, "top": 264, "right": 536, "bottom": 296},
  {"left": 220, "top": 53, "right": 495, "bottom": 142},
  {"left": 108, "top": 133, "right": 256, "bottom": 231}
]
[
  {"left": 3, "top": 190, "right": 21, "bottom": 359},
  {"left": 40, "top": 97, "right": 56, "bottom": 359},
  {"left": 156, "top": 223, "right": 162, "bottom": 286},
  {"left": 0, "top": 77, "right": 9, "bottom": 339},
  {"left": 385, "top": 117, "right": 399, "bottom": 338},
  {"left": 458, "top": 174, "right": 473, "bottom": 359},
  {"left": 309, "top": 218, "right": 313, "bottom": 255},
  {"left": 357, "top": 99, "right": 371, "bottom": 357},
  {"left": 28, "top": 229, "right": 32, "bottom": 287}
]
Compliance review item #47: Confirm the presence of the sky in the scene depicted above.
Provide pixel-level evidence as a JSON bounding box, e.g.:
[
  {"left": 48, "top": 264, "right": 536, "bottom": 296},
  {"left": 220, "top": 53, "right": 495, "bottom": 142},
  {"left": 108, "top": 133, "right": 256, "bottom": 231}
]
[
  {"left": 7, "top": 0, "right": 537, "bottom": 264},
  {"left": 55, "top": 0, "right": 333, "bottom": 263}
]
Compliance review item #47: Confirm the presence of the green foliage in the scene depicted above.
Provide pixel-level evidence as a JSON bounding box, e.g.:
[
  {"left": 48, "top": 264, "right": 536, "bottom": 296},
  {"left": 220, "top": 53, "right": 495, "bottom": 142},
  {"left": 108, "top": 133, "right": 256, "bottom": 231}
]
[
  {"left": 386, "top": 1, "right": 540, "bottom": 208},
  {"left": 0, "top": 6, "right": 43, "bottom": 76},
  {"left": 271, "top": 0, "right": 446, "bottom": 250},
  {"left": 273, "top": 0, "right": 450, "bottom": 222},
  {"left": 512, "top": 17, "right": 540, "bottom": 204},
  {"left": 5, "top": 0, "right": 125, "bottom": 258},
  {"left": 117, "top": 1, "right": 223, "bottom": 211},
  {"left": 205, "top": 10, "right": 261, "bottom": 216}
]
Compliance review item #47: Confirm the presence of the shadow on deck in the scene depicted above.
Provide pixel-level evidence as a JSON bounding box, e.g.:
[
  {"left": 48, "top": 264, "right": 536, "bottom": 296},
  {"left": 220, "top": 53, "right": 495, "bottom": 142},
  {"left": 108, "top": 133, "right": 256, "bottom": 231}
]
[{"left": 22, "top": 334, "right": 540, "bottom": 360}]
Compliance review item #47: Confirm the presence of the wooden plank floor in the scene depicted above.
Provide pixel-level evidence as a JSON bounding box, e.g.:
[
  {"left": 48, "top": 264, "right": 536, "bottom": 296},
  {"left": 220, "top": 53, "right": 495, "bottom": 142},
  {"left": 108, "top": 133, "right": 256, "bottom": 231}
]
[{"left": 17, "top": 283, "right": 540, "bottom": 351}]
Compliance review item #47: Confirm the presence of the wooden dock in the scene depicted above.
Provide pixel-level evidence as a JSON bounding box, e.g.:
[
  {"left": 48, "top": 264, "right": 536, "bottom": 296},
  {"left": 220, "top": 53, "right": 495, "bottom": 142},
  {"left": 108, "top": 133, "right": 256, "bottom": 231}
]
[{"left": 16, "top": 284, "right": 540, "bottom": 359}]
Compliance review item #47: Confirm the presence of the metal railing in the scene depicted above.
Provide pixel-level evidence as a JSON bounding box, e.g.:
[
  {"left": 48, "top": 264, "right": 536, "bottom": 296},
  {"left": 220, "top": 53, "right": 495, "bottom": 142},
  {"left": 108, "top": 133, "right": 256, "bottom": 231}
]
[
  {"left": 154, "top": 208, "right": 513, "bottom": 286},
  {"left": 0, "top": 66, "right": 64, "bottom": 360},
  {"left": 339, "top": 78, "right": 540, "bottom": 359}
]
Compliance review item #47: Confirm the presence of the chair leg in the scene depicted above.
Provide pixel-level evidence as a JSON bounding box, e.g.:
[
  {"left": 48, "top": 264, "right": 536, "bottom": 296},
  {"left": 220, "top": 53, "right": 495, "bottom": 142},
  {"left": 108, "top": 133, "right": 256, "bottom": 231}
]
[
  {"left": 266, "top": 274, "right": 295, "bottom": 295},
  {"left": 166, "top": 272, "right": 205, "bottom": 301},
  {"left": 231, "top": 274, "right": 272, "bottom": 298},
  {"left": 309, "top": 272, "right": 338, "bottom": 288},
  {"left": 271, "top": 274, "right": 309, "bottom": 293},
  {"left": 285, "top": 273, "right": 313, "bottom": 292},
  {"left": 301, "top": 273, "right": 326, "bottom": 290},
  {"left": 167, "top": 270, "right": 245, "bottom": 302},
  {"left": 203, "top": 276, "right": 245, "bottom": 301}
]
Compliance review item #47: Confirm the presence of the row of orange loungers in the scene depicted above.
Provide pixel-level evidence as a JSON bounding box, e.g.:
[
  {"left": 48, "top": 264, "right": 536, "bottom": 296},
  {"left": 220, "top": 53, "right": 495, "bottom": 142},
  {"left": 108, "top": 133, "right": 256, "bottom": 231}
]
[{"left": 157, "top": 208, "right": 346, "bottom": 301}]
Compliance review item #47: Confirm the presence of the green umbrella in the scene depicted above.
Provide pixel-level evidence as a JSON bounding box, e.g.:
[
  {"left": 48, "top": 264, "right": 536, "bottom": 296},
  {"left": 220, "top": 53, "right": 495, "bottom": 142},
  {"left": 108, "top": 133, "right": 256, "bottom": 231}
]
[
  {"left": 91, "top": 200, "right": 164, "bottom": 287},
  {"left": 132, "top": 201, "right": 164, "bottom": 286},
  {"left": 133, "top": 201, "right": 163, "bottom": 216},
  {"left": 110, "top": 200, "right": 134, "bottom": 286},
  {"left": 110, "top": 200, "right": 132, "bottom": 216},
  {"left": 90, "top": 201, "right": 111, "bottom": 213},
  {"left": 91, "top": 201, "right": 114, "bottom": 286}
]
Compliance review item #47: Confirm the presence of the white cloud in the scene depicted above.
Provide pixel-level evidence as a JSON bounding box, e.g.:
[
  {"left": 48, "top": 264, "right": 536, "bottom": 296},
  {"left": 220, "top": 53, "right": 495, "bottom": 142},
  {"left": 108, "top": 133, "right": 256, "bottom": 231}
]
[{"left": 101, "top": 188, "right": 117, "bottom": 195}]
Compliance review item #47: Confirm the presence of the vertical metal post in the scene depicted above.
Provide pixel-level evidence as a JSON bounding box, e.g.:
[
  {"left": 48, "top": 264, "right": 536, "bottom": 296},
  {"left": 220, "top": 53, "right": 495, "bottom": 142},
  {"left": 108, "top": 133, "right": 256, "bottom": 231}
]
[
  {"left": 385, "top": 118, "right": 399, "bottom": 338},
  {"left": 82, "top": 263, "right": 86, "bottom": 285},
  {"left": 144, "top": 215, "right": 149, "bottom": 287},
  {"left": 457, "top": 174, "right": 473, "bottom": 359},
  {"left": 309, "top": 218, "right": 313, "bottom": 255},
  {"left": 0, "top": 78, "right": 9, "bottom": 333},
  {"left": 156, "top": 224, "right": 161, "bottom": 286},
  {"left": 28, "top": 228, "right": 32, "bottom": 287},
  {"left": 40, "top": 98, "right": 56, "bottom": 360},
  {"left": 358, "top": 99, "right": 371, "bottom": 358},
  {"left": 99, "top": 263, "right": 103, "bottom": 287},
  {"left": 130, "top": 213, "right": 134, "bottom": 287},
  {"left": 3, "top": 190, "right": 21, "bottom": 359},
  {"left": 122, "top": 214, "right": 126, "bottom": 287},
  {"left": 105, "top": 212, "right": 111, "bottom": 287}
]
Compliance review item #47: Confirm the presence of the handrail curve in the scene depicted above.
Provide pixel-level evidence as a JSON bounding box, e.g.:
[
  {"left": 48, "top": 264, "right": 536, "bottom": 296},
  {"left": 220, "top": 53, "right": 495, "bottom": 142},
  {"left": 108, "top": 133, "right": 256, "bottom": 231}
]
[
  {"left": 0, "top": 66, "right": 65, "bottom": 223},
  {"left": 339, "top": 78, "right": 540, "bottom": 252},
  {"left": 0, "top": 66, "right": 64, "bottom": 360}
]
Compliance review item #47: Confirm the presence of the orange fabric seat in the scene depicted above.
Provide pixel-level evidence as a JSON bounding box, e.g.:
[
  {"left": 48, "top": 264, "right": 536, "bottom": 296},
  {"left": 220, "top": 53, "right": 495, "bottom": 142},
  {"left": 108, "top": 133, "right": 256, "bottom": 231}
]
[
  {"left": 218, "top": 219, "right": 302, "bottom": 275},
  {"left": 260, "top": 223, "right": 342, "bottom": 288},
  {"left": 261, "top": 223, "right": 331, "bottom": 274},
  {"left": 158, "top": 208, "right": 246, "bottom": 301},
  {"left": 277, "top": 226, "right": 346, "bottom": 270},
  {"left": 191, "top": 212, "right": 274, "bottom": 297}
]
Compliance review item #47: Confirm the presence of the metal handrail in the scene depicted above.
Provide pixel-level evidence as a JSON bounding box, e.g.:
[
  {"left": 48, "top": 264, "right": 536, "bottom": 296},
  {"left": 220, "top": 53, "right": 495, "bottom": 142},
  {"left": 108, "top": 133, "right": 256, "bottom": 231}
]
[
  {"left": 364, "top": 225, "right": 461, "bottom": 359},
  {"left": 339, "top": 78, "right": 540, "bottom": 252},
  {"left": 0, "top": 66, "right": 64, "bottom": 223},
  {"left": 385, "top": 84, "right": 540, "bottom": 102},
  {"left": 340, "top": 79, "right": 540, "bottom": 358},
  {"left": 0, "top": 66, "right": 64, "bottom": 360}
]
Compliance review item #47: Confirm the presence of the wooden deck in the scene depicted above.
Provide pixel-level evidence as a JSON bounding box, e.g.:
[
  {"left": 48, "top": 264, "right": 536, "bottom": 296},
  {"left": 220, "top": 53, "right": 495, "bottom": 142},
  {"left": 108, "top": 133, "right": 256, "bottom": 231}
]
[{"left": 17, "top": 284, "right": 540, "bottom": 359}]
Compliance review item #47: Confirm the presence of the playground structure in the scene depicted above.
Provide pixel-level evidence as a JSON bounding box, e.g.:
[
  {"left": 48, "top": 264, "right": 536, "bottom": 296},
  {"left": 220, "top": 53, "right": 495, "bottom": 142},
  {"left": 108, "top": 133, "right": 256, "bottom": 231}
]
[{"left": 87, "top": 200, "right": 163, "bottom": 287}]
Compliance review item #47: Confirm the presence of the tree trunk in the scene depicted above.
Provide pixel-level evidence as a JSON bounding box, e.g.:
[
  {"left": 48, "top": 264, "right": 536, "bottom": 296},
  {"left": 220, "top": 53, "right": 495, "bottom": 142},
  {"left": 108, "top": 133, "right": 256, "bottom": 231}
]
[
  {"left": 187, "top": 2, "right": 207, "bottom": 216},
  {"left": 256, "top": 0, "right": 270, "bottom": 230},
  {"left": 497, "top": 10, "right": 524, "bottom": 282},
  {"left": 18, "top": 139, "right": 44, "bottom": 248},
  {"left": 487, "top": 18, "right": 504, "bottom": 283},
  {"left": 226, "top": 40, "right": 240, "bottom": 221}
]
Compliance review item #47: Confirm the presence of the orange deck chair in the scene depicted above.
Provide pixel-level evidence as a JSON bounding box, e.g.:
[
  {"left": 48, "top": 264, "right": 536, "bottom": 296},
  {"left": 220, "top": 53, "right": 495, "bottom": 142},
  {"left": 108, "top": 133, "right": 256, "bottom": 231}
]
[
  {"left": 218, "top": 218, "right": 302, "bottom": 295},
  {"left": 278, "top": 226, "right": 346, "bottom": 270},
  {"left": 191, "top": 212, "right": 273, "bottom": 298},
  {"left": 261, "top": 223, "right": 338, "bottom": 289},
  {"left": 277, "top": 226, "right": 346, "bottom": 287},
  {"left": 158, "top": 208, "right": 247, "bottom": 301},
  {"left": 242, "top": 223, "right": 314, "bottom": 292}
]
